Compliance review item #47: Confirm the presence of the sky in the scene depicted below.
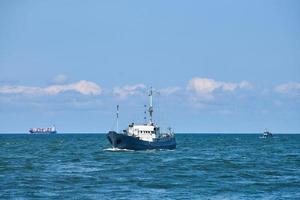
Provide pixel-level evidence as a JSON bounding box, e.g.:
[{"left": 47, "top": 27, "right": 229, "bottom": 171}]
[{"left": 0, "top": 0, "right": 299, "bottom": 133}]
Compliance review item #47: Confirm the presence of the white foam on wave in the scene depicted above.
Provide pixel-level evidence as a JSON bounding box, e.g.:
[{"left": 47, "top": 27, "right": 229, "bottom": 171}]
[
  {"left": 103, "top": 147, "right": 135, "bottom": 152},
  {"left": 103, "top": 148, "right": 176, "bottom": 152},
  {"left": 144, "top": 149, "right": 175, "bottom": 152},
  {"left": 259, "top": 136, "right": 279, "bottom": 139}
]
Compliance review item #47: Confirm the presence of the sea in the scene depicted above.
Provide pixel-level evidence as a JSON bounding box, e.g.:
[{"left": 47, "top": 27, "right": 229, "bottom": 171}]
[{"left": 0, "top": 134, "right": 299, "bottom": 200}]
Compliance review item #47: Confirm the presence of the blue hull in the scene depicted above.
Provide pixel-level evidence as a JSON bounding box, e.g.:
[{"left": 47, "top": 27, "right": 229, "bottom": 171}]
[
  {"left": 29, "top": 131, "right": 57, "bottom": 134},
  {"left": 107, "top": 131, "right": 176, "bottom": 150}
]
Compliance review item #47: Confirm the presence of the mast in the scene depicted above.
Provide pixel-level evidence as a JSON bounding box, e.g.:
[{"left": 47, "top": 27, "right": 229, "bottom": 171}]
[
  {"left": 144, "top": 105, "right": 147, "bottom": 124},
  {"left": 116, "top": 105, "right": 119, "bottom": 133},
  {"left": 148, "top": 87, "right": 153, "bottom": 124}
]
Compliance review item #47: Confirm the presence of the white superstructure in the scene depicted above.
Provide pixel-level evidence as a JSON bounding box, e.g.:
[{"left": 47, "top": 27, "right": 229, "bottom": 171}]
[{"left": 127, "top": 123, "right": 158, "bottom": 142}]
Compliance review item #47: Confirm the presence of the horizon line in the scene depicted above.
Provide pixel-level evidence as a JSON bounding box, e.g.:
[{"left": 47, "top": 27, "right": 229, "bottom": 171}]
[{"left": 0, "top": 132, "right": 299, "bottom": 134}]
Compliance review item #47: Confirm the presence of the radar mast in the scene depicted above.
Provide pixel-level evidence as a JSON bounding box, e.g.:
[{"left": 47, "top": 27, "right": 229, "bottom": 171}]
[{"left": 148, "top": 87, "right": 153, "bottom": 124}]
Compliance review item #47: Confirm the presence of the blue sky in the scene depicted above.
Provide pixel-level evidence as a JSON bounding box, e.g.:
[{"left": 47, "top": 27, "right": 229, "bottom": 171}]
[{"left": 0, "top": 0, "right": 299, "bottom": 133}]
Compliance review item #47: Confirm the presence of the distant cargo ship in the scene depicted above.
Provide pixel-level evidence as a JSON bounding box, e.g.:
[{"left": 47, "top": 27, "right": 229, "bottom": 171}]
[{"left": 29, "top": 125, "right": 57, "bottom": 134}]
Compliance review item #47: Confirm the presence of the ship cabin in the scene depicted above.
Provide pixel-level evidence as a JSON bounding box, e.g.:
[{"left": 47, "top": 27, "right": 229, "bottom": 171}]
[{"left": 125, "top": 123, "right": 160, "bottom": 142}]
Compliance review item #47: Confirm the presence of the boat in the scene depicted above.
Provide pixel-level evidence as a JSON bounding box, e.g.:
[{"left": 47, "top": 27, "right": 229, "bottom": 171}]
[
  {"left": 107, "top": 87, "right": 176, "bottom": 150},
  {"left": 29, "top": 125, "right": 57, "bottom": 134},
  {"left": 261, "top": 129, "right": 272, "bottom": 138}
]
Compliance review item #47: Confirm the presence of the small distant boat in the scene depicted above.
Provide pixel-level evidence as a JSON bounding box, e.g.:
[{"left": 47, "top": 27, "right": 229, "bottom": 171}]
[
  {"left": 261, "top": 129, "right": 272, "bottom": 138},
  {"left": 29, "top": 125, "right": 57, "bottom": 134},
  {"left": 107, "top": 87, "right": 176, "bottom": 150}
]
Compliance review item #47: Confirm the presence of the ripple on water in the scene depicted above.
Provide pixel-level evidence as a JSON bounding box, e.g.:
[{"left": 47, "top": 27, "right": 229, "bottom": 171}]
[{"left": 0, "top": 134, "right": 300, "bottom": 199}]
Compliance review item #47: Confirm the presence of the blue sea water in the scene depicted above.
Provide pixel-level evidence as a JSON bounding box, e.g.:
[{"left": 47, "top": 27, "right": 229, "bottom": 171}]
[{"left": 0, "top": 134, "right": 299, "bottom": 200}]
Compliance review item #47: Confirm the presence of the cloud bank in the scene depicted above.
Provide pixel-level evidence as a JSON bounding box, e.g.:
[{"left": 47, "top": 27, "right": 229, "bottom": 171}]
[
  {"left": 0, "top": 80, "right": 102, "bottom": 96},
  {"left": 159, "top": 87, "right": 181, "bottom": 96},
  {"left": 113, "top": 84, "right": 146, "bottom": 99},
  {"left": 274, "top": 82, "right": 300, "bottom": 94},
  {"left": 187, "top": 78, "right": 253, "bottom": 100}
]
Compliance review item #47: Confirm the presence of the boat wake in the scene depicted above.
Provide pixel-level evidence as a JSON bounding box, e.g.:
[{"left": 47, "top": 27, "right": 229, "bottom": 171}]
[
  {"left": 103, "top": 147, "right": 175, "bottom": 153},
  {"left": 103, "top": 147, "right": 175, "bottom": 152},
  {"left": 259, "top": 136, "right": 267, "bottom": 139},
  {"left": 103, "top": 147, "right": 135, "bottom": 152},
  {"left": 259, "top": 136, "right": 278, "bottom": 139}
]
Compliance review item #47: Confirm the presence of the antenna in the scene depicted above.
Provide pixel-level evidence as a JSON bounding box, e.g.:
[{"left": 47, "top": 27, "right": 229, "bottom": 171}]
[
  {"left": 144, "top": 105, "right": 147, "bottom": 124},
  {"left": 116, "top": 105, "right": 119, "bottom": 133},
  {"left": 148, "top": 87, "right": 153, "bottom": 124}
]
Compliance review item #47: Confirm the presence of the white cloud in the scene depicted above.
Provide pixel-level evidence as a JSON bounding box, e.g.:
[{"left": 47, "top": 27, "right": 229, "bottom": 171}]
[
  {"left": 45, "top": 80, "right": 102, "bottom": 95},
  {"left": 53, "top": 74, "right": 68, "bottom": 83},
  {"left": 159, "top": 87, "right": 181, "bottom": 96},
  {"left": 274, "top": 82, "right": 300, "bottom": 94},
  {"left": 187, "top": 78, "right": 219, "bottom": 94},
  {"left": 187, "top": 77, "right": 253, "bottom": 100},
  {"left": 0, "top": 86, "right": 43, "bottom": 95},
  {"left": 0, "top": 80, "right": 102, "bottom": 96},
  {"left": 239, "top": 81, "right": 254, "bottom": 90},
  {"left": 113, "top": 84, "right": 146, "bottom": 99}
]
